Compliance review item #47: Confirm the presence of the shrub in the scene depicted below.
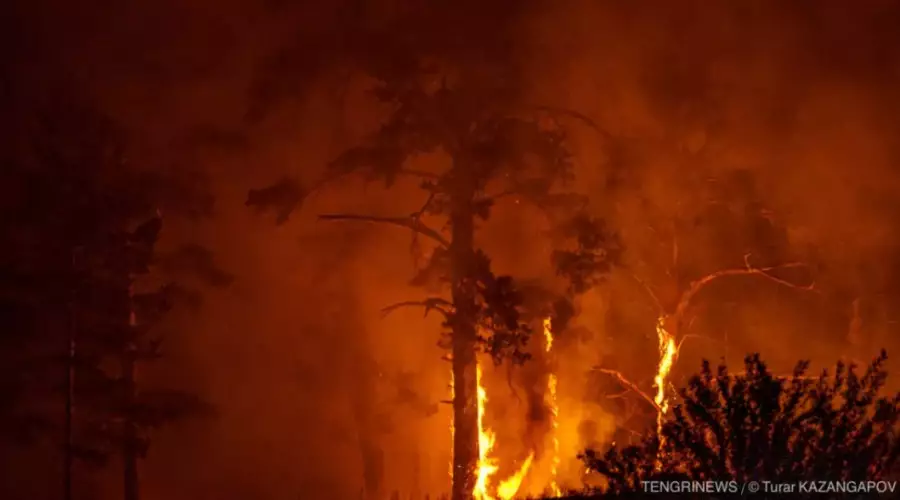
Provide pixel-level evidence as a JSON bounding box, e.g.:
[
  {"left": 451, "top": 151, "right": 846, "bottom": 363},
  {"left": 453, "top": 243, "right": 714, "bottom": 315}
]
[{"left": 581, "top": 352, "right": 900, "bottom": 495}]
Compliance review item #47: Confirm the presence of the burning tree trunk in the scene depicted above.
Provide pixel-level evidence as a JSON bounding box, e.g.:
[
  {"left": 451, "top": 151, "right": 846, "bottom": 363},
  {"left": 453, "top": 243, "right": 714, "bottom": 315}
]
[
  {"left": 652, "top": 317, "right": 677, "bottom": 458},
  {"left": 542, "top": 318, "right": 560, "bottom": 497},
  {"left": 449, "top": 322, "right": 478, "bottom": 500},
  {"left": 449, "top": 177, "right": 479, "bottom": 500}
]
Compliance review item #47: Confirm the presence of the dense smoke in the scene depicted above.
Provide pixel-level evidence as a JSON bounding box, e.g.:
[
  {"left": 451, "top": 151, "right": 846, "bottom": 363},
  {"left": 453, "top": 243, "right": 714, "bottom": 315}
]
[{"left": 3, "top": 0, "right": 900, "bottom": 498}]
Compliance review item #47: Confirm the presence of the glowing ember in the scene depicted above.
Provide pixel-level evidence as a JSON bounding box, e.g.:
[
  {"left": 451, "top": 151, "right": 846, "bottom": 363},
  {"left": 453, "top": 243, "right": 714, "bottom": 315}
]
[
  {"left": 653, "top": 317, "right": 678, "bottom": 451},
  {"left": 543, "top": 317, "right": 561, "bottom": 497},
  {"left": 474, "top": 364, "right": 498, "bottom": 499},
  {"left": 497, "top": 453, "right": 534, "bottom": 500}
]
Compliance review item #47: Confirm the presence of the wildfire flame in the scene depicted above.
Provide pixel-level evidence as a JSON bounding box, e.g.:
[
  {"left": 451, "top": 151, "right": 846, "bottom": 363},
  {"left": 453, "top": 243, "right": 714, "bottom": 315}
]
[
  {"left": 469, "top": 361, "right": 536, "bottom": 500},
  {"left": 496, "top": 453, "right": 535, "bottom": 500},
  {"left": 452, "top": 315, "right": 673, "bottom": 498},
  {"left": 653, "top": 317, "right": 678, "bottom": 450},
  {"left": 474, "top": 363, "right": 499, "bottom": 499},
  {"left": 543, "top": 317, "right": 561, "bottom": 497}
]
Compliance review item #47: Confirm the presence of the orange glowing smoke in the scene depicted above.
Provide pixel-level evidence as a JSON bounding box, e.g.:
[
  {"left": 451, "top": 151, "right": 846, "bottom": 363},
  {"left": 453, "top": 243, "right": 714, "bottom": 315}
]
[
  {"left": 543, "top": 317, "right": 561, "bottom": 497},
  {"left": 653, "top": 317, "right": 678, "bottom": 448}
]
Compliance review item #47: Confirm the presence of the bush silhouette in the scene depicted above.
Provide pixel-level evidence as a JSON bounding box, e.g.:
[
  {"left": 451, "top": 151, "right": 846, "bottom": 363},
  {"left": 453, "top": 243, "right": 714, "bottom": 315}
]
[{"left": 580, "top": 351, "right": 900, "bottom": 495}]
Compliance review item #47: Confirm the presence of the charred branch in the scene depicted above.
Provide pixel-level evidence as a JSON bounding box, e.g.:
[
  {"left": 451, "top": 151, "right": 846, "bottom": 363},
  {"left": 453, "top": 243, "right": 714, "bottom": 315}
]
[
  {"left": 381, "top": 298, "right": 453, "bottom": 319},
  {"left": 408, "top": 193, "right": 440, "bottom": 267},
  {"left": 628, "top": 272, "right": 664, "bottom": 314},
  {"left": 528, "top": 105, "right": 614, "bottom": 142},
  {"left": 397, "top": 168, "right": 440, "bottom": 180},
  {"left": 594, "top": 368, "right": 661, "bottom": 412},
  {"left": 672, "top": 255, "right": 816, "bottom": 324},
  {"left": 318, "top": 214, "right": 451, "bottom": 248},
  {"left": 676, "top": 334, "right": 709, "bottom": 352}
]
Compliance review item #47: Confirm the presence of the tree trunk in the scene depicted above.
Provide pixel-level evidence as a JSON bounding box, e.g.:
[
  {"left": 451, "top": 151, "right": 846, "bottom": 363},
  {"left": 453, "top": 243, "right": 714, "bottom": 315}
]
[
  {"left": 316, "top": 234, "right": 385, "bottom": 500},
  {"left": 122, "top": 352, "right": 138, "bottom": 500},
  {"left": 450, "top": 283, "right": 478, "bottom": 500},
  {"left": 350, "top": 356, "right": 384, "bottom": 500},
  {"left": 123, "top": 283, "right": 139, "bottom": 500},
  {"left": 411, "top": 450, "right": 422, "bottom": 500},
  {"left": 359, "top": 434, "right": 384, "bottom": 500},
  {"left": 64, "top": 315, "right": 75, "bottom": 500},
  {"left": 66, "top": 250, "right": 80, "bottom": 500},
  {"left": 449, "top": 182, "right": 478, "bottom": 500}
]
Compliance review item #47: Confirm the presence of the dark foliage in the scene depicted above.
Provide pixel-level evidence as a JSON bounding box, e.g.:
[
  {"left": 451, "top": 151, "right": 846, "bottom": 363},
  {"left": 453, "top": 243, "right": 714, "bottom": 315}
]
[
  {"left": 155, "top": 244, "right": 235, "bottom": 290},
  {"left": 245, "top": 0, "right": 537, "bottom": 122},
  {"left": 0, "top": 89, "right": 225, "bottom": 497},
  {"left": 245, "top": 177, "right": 308, "bottom": 225},
  {"left": 247, "top": 82, "right": 621, "bottom": 364},
  {"left": 245, "top": 82, "right": 611, "bottom": 365},
  {"left": 581, "top": 351, "right": 900, "bottom": 495},
  {"left": 69, "top": 215, "right": 217, "bottom": 465},
  {"left": 543, "top": 212, "right": 622, "bottom": 335},
  {"left": 552, "top": 213, "right": 622, "bottom": 296}
]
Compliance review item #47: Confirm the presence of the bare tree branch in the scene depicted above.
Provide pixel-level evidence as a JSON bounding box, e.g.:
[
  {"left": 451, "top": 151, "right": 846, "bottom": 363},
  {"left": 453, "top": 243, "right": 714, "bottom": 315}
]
[
  {"left": 300, "top": 167, "right": 438, "bottom": 212},
  {"left": 411, "top": 192, "right": 436, "bottom": 219},
  {"left": 672, "top": 256, "right": 816, "bottom": 327},
  {"left": 408, "top": 193, "right": 438, "bottom": 268},
  {"left": 605, "top": 390, "right": 631, "bottom": 400},
  {"left": 627, "top": 272, "right": 664, "bottom": 314},
  {"left": 319, "top": 213, "right": 451, "bottom": 248},
  {"left": 481, "top": 189, "right": 518, "bottom": 203},
  {"left": 381, "top": 297, "right": 453, "bottom": 319},
  {"left": 594, "top": 368, "right": 660, "bottom": 411},
  {"left": 398, "top": 168, "right": 441, "bottom": 179},
  {"left": 676, "top": 334, "right": 709, "bottom": 353},
  {"left": 528, "top": 105, "right": 614, "bottom": 142}
]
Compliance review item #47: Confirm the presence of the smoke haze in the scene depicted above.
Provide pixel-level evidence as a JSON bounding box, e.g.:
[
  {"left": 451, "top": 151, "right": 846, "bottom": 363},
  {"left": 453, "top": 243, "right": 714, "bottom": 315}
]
[{"left": 4, "top": 0, "right": 900, "bottom": 498}]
